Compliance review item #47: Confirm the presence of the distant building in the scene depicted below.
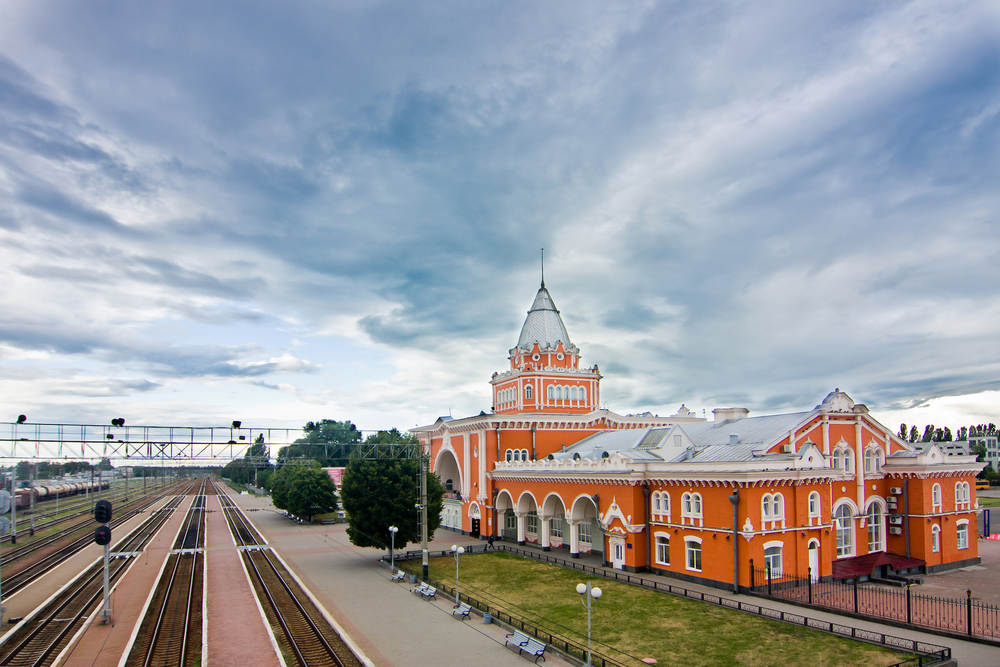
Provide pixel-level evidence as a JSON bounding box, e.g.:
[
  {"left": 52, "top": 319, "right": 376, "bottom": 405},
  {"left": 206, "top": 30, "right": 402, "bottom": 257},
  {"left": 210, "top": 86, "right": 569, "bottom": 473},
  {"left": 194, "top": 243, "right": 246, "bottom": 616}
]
[
  {"left": 970, "top": 434, "right": 1000, "bottom": 471},
  {"left": 941, "top": 440, "right": 971, "bottom": 457},
  {"left": 414, "top": 279, "right": 984, "bottom": 589}
]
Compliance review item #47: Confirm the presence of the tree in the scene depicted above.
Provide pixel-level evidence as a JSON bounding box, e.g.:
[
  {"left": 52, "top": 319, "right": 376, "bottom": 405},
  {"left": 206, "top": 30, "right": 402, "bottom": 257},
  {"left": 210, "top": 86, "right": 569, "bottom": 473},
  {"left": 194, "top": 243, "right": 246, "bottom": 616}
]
[
  {"left": 909, "top": 425, "right": 919, "bottom": 443},
  {"left": 340, "top": 455, "right": 444, "bottom": 550},
  {"left": 277, "top": 419, "right": 363, "bottom": 467},
  {"left": 957, "top": 426, "right": 968, "bottom": 441},
  {"left": 921, "top": 425, "right": 935, "bottom": 443},
  {"left": 364, "top": 428, "right": 419, "bottom": 445},
  {"left": 269, "top": 464, "right": 339, "bottom": 520},
  {"left": 898, "top": 424, "right": 908, "bottom": 440}
]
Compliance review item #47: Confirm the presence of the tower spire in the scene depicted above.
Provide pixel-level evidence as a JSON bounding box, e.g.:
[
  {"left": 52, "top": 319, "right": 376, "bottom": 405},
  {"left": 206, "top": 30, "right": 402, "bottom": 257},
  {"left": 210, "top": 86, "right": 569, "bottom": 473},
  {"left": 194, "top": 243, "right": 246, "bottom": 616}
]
[{"left": 540, "top": 248, "right": 545, "bottom": 288}]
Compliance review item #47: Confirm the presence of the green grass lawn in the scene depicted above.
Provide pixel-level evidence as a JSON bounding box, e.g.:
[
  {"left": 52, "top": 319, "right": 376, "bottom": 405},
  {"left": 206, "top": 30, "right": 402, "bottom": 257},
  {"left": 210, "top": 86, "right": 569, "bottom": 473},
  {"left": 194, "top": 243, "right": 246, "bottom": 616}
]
[
  {"left": 418, "top": 552, "right": 901, "bottom": 667},
  {"left": 977, "top": 495, "right": 1000, "bottom": 507}
]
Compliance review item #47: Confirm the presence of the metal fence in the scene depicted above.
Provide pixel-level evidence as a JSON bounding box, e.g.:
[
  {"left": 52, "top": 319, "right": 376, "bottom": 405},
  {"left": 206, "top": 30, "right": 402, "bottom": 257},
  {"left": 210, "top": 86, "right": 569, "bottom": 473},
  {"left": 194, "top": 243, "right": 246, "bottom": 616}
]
[
  {"left": 750, "top": 562, "right": 1000, "bottom": 640},
  {"left": 392, "top": 546, "right": 951, "bottom": 666}
]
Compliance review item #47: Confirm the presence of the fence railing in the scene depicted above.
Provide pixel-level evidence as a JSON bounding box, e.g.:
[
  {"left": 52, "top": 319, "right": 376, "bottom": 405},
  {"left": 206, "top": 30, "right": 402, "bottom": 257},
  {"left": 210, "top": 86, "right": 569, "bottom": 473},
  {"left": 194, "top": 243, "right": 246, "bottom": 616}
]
[
  {"left": 750, "top": 561, "right": 1000, "bottom": 640},
  {"left": 393, "top": 561, "right": 627, "bottom": 666},
  {"left": 391, "top": 545, "right": 951, "bottom": 666}
]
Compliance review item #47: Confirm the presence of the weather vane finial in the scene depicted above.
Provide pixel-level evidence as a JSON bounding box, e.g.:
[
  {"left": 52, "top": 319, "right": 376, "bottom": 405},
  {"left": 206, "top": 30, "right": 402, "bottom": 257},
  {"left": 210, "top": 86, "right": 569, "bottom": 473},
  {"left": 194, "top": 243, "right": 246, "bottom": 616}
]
[{"left": 541, "top": 248, "right": 545, "bottom": 288}]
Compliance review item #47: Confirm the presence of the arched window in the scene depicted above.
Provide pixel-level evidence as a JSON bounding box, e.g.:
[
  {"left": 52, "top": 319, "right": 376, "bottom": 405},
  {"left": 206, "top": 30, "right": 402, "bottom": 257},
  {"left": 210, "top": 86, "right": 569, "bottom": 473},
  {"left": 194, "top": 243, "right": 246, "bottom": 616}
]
[
  {"left": 833, "top": 447, "right": 853, "bottom": 473},
  {"left": 931, "top": 525, "right": 941, "bottom": 553},
  {"left": 547, "top": 385, "right": 554, "bottom": 400},
  {"left": 955, "top": 482, "right": 970, "bottom": 510},
  {"left": 556, "top": 386, "right": 563, "bottom": 400},
  {"left": 808, "top": 492, "right": 821, "bottom": 525},
  {"left": 579, "top": 387, "right": 587, "bottom": 403},
  {"left": 653, "top": 492, "right": 662, "bottom": 514},
  {"left": 867, "top": 503, "right": 884, "bottom": 553},
  {"left": 835, "top": 504, "right": 854, "bottom": 558},
  {"left": 512, "top": 450, "right": 520, "bottom": 462},
  {"left": 932, "top": 484, "right": 942, "bottom": 512},
  {"left": 865, "top": 447, "right": 882, "bottom": 474},
  {"left": 525, "top": 385, "right": 533, "bottom": 400},
  {"left": 505, "top": 449, "right": 513, "bottom": 462},
  {"left": 683, "top": 493, "right": 691, "bottom": 515},
  {"left": 521, "top": 449, "right": 529, "bottom": 461},
  {"left": 682, "top": 492, "right": 702, "bottom": 526},
  {"left": 761, "top": 493, "right": 784, "bottom": 529}
]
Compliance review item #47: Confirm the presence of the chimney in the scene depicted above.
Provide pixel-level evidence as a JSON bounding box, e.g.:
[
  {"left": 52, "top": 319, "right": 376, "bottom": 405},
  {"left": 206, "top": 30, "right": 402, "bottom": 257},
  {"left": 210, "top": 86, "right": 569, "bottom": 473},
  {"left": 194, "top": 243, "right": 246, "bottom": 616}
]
[
  {"left": 729, "top": 434, "right": 740, "bottom": 446},
  {"left": 713, "top": 407, "right": 750, "bottom": 423}
]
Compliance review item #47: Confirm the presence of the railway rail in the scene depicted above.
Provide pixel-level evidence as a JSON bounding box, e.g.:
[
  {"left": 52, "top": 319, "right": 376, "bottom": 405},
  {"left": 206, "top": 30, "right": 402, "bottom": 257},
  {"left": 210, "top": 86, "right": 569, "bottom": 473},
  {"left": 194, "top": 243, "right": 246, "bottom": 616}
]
[
  {"left": 0, "top": 486, "right": 196, "bottom": 667},
  {"left": 1, "top": 480, "right": 176, "bottom": 546},
  {"left": 0, "top": 483, "right": 188, "bottom": 598},
  {"left": 123, "top": 479, "right": 207, "bottom": 667},
  {"left": 215, "top": 481, "right": 361, "bottom": 667}
]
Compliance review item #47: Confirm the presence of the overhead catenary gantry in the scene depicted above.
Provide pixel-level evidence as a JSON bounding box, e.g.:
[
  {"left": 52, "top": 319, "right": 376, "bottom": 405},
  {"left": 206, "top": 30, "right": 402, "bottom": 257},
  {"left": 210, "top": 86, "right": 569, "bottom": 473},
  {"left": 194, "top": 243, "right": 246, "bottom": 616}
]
[{"left": 0, "top": 421, "right": 424, "bottom": 463}]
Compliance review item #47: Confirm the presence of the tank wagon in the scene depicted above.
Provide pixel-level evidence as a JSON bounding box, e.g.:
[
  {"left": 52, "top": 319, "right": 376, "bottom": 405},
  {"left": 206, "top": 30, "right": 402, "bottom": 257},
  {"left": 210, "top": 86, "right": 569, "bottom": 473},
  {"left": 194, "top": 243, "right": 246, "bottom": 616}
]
[{"left": 13, "top": 479, "right": 110, "bottom": 509}]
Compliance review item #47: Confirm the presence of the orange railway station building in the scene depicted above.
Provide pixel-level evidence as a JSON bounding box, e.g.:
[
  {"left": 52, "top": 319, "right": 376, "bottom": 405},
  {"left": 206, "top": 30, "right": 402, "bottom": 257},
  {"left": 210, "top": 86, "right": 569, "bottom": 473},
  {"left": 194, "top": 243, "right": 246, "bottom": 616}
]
[{"left": 413, "top": 280, "right": 984, "bottom": 591}]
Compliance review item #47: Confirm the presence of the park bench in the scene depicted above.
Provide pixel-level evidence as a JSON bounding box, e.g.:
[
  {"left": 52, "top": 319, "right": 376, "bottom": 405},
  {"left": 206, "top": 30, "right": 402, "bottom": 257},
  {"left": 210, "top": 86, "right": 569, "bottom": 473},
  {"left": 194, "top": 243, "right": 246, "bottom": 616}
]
[
  {"left": 390, "top": 570, "right": 405, "bottom": 582},
  {"left": 505, "top": 630, "right": 547, "bottom": 663},
  {"left": 413, "top": 583, "right": 437, "bottom": 600},
  {"left": 452, "top": 602, "right": 472, "bottom": 620}
]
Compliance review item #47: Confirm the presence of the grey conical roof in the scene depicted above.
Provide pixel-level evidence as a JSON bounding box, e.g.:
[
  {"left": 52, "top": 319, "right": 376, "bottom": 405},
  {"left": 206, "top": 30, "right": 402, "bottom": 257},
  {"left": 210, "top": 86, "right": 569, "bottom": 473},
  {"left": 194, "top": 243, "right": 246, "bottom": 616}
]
[{"left": 516, "top": 284, "right": 573, "bottom": 352}]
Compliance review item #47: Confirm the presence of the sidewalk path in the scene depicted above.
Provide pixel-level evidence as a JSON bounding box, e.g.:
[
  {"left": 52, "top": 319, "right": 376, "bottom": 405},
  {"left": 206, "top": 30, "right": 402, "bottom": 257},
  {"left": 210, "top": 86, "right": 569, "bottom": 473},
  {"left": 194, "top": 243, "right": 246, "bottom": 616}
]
[{"left": 228, "top": 492, "right": 574, "bottom": 667}]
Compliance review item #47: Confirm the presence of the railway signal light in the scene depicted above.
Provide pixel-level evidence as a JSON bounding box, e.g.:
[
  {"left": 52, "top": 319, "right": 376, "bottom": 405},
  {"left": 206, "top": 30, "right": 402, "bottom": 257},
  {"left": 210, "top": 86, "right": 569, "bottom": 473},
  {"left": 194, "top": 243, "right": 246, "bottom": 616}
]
[
  {"left": 94, "top": 525, "right": 111, "bottom": 546},
  {"left": 95, "top": 499, "right": 112, "bottom": 524}
]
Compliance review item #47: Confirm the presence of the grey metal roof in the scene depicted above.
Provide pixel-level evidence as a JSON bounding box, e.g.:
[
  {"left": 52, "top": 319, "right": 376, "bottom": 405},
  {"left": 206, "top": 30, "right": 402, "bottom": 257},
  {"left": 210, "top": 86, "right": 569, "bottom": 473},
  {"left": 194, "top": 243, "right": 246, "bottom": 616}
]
[
  {"left": 516, "top": 286, "right": 574, "bottom": 352},
  {"left": 558, "top": 411, "right": 814, "bottom": 464},
  {"left": 679, "top": 412, "right": 810, "bottom": 448}
]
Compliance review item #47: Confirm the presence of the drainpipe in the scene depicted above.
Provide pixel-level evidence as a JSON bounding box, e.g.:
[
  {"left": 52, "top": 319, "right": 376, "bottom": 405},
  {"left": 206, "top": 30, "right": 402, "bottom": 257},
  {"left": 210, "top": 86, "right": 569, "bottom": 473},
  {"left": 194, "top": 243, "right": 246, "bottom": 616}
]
[
  {"left": 496, "top": 426, "right": 501, "bottom": 461},
  {"left": 531, "top": 425, "right": 536, "bottom": 461},
  {"left": 729, "top": 487, "right": 740, "bottom": 593},
  {"left": 904, "top": 478, "right": 910, "bottom": 558},
  {"left": 642, "top": 483, "right": 651, "bottom": 572}
]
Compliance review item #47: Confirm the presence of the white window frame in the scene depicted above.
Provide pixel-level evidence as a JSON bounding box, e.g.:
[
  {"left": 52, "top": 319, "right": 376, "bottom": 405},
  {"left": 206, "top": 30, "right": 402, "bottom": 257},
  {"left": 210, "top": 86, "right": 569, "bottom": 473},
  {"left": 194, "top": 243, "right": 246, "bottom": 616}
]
[
  {"left": 547, "top": 385, "right": 554, "bottom": 400},
  {"left": 505, "top": 449, "right": 514, "bottom": 462},
  {"left": 957, "top": 520, "right": 969, "bottom": 550},
  {"left": 931, "top": 525, "right": 941, "bottom": 553},
  {"left": 681, "top": 492, "right": 703, "bottom": 526},
  {"left": 808, "top": 492, "right": 821, "bottom": 526},
  {"left": 579, "top": 387, "right": 586, "bottom": 403},
  {"left": 525, "top": 385, "right": 533, "bottom": 400},
  {"left": 551, "top": 514, "right": 563, "bottom": 539},
  {"left": 834, "top": 502, "right": 855, "bottom": 558},
  {"left": 526, "top": 511, "right": 538, "bottom": 534},
  {"left": 864, "top": 447, "right": 883, "bottom": 475},
  {"left": 655, "top": 533, "right": 670, "bottom": 566},
  {"left": 763, "top": 540, "right": 783, "bottom": 577},
  {"left": 761, "top": 493, "right": 785, "bottom": 530},
  {"left": 866, "top": 501, "right": 885, "bottom": 553},
  {"left": 684, "top": 537, "right": 702, "bottom": 572},
  {"left": 505, "top": 510, "right": 516, "bottom": 531},
  {"left": 579, "top": 520, "right": 592, "bottom": 545},
  {"left": 932, "top": 484, "right": 942, "bottom": 513}
]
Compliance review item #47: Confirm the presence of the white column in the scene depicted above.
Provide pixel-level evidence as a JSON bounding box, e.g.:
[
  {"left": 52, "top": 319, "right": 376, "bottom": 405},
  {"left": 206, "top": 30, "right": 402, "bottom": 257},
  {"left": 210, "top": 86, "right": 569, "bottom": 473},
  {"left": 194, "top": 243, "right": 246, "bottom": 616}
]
[
  {"left": 567, "top": 519, "right": 580, "bottom": 557},
  {"left": 462, "top": 433, "right": 471, "bottom": 499},
  {"left": 516, "top": 511, "right": 526, "bottom": 544},
  {"left": 540, "top": 516, "right": 551, "bottom": 550},
  {"left": 856, "top": 420, "right": 866, "bottom": 523}
]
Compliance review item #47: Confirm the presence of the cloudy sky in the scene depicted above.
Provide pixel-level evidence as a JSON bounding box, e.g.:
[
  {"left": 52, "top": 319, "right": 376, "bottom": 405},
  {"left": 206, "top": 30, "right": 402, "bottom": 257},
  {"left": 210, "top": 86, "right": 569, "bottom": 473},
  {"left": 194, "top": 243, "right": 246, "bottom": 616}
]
[{"left": 1, "top": 0, "right": 998, "bottom": 437}]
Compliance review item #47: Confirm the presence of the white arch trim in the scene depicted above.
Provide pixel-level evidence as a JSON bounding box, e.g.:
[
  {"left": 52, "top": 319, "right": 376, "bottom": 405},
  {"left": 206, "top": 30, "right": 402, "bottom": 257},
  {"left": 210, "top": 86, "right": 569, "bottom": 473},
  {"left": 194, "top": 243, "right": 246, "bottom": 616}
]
[
  {"left": 763, "top": 540, "right": 785, "bottom": 550},
  {"left": 495, "top": 489, "right": 515, "bottom": 511},
  {"left": 516, "top": 490, "right": 540, "bottom": 513},
  {"left": 832, "top": 498, "right": 859, "bottom": 516},
  {"left": 684, "top": 536, "right": 703, "bottom": 545},
  {"left": 541, "top": 492, "right": 567, "bottom": 517}
]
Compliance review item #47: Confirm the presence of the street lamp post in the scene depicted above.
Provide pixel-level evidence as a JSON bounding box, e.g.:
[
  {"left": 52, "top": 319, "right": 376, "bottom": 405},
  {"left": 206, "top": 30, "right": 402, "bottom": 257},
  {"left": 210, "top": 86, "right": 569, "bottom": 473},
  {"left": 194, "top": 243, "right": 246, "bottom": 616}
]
[
  {"left": 576, "top": 581, "right": 603, "bottom": 667},
  {"left": 388, "top": 526, "right": 398, "bottom": 575},
  {"left": 452, "top": 544, "right": 465, "bottom": 605}
]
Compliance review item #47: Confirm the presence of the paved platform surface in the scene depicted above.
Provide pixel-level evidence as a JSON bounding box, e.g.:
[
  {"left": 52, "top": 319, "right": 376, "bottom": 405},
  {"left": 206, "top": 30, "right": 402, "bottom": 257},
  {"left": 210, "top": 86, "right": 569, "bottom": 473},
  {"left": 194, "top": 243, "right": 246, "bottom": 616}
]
[
  {"left": 204, "top": 493, "right": 281, "bottom": 667},
  {"left": 61, "top": 494, "right": 194, "bottom": 667},
  {"left": 0, "top": 492, "right": 178, "bottom": 637},
  {"left": 921, "top": 538, "right": 1000, "bottom": 605},
  {"left": 228, "top": 492, "right": 574, "bottom": 667}
]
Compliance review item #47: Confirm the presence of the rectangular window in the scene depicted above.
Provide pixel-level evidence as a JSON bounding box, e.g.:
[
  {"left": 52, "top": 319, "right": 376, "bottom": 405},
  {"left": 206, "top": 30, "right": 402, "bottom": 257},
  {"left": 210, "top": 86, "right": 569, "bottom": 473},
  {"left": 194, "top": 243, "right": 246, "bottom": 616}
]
[
  {"left": 551, "top": 515, "right": 563, "bottom": 539},
  {"left": 526, "top": 511, "right": 538, "bottom": 534},
  {"left": 579, "top": 520, "right": 592, "bottom": 545},
  {"left": 957, "top": 524, "right": 969, "bottom": 550},
  {"left": 505, "top": 510, "right": 516, "bottom": 531},
  {"left": 764, "top": 546, "right": 782, "bottom": 577},
  {"left": 656, "top": 536, "right": 670, "bottom": 565},
  {"left": 685, "top": 541, "right": 702, "bottom": 571}
]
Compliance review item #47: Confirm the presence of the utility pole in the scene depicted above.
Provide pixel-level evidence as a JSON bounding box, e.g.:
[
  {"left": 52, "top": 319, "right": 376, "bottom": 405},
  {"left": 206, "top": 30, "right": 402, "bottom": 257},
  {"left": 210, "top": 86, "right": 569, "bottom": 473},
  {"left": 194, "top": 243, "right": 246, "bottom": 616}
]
[{"left": 421, "top": 454, "right": 429, "bottom": 580}]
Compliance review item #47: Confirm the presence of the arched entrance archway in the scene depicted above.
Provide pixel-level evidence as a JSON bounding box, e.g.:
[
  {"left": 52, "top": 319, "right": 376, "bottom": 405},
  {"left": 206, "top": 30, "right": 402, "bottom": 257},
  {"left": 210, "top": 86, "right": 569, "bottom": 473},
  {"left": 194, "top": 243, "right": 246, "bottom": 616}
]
[{"left": 569, "top": 495, "right": 602, "bottom": 559}]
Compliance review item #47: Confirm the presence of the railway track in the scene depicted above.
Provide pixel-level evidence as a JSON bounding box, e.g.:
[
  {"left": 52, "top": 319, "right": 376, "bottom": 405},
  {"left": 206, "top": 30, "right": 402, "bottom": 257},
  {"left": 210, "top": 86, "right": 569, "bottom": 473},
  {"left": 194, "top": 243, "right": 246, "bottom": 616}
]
[
  {"left": 0, "top": 489, "right": 194, "bottom": 667},
  {"left": 215, "top": 481, "right": 361, "bottom": 667},
  {"left": 0, "top": 484, "right": 189, "bottom": 598},
  {"left": 1, "top": 481, "right": 176, "bottom": 547},
  {"left": 123, "top": 479, "right": 207, "bottom": 667}
]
